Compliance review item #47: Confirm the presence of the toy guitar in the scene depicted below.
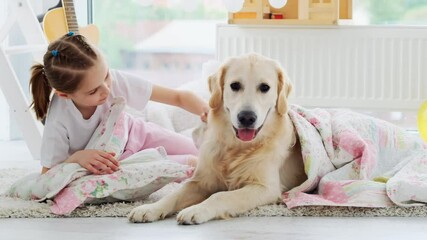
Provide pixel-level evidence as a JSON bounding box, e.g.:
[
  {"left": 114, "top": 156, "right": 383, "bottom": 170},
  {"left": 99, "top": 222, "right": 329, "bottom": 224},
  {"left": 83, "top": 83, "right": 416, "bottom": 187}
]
[{"left": 43, "top": 0, "right": 99, "bottom": 44}]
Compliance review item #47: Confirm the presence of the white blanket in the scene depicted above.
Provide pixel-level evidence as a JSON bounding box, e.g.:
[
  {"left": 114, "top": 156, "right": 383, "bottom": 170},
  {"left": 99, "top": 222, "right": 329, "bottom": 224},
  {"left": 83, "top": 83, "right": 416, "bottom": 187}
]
[
  {"left": 284, "top": 105, "right": 427, "bottom": 208},
  {"left": 6, "top": 148, "right": 190, "bottom": 215}
]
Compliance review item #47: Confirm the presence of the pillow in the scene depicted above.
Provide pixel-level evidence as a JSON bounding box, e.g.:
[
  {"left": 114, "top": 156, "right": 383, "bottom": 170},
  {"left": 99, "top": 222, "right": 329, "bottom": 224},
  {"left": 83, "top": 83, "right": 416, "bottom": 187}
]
[
  {"left": 85, "top": 97, "right": 129, "bottom": 159},
  {"left": 142, "top": 60, "right": 217, "bottom": 134}
]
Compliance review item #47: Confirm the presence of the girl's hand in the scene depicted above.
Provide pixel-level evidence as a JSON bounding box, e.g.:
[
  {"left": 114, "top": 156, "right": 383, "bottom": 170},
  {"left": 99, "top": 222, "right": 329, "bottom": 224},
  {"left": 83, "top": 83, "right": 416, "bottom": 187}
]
[
  {"left": 68, "top": 150, "right": 120, "bottom": 175},
  {"left": 200, "top": 111, "right": 208, "bottom": 123},
  {"left": 200, "top": 106, "right": 209, "bottom": 123}
]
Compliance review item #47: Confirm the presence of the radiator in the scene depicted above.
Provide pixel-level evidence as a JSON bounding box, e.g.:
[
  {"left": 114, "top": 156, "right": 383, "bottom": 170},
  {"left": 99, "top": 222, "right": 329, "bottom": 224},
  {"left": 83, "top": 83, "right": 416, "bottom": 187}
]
[{"left": 216, "top": 25, "right": 427, "bottom": 110}]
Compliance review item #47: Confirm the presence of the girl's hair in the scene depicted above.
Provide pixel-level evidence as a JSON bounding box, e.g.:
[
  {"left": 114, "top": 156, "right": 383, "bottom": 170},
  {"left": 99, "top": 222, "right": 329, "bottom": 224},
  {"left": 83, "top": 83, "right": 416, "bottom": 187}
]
[{"left": 29, "top": 34, "right": 98, "bottom": 120}]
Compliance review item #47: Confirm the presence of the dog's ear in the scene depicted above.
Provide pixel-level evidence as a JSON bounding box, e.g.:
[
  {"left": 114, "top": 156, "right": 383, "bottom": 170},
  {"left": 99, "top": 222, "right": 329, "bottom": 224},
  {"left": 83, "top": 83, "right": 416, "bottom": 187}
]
[
  {"left": 276, "top": 68, "right": 293, "bottom": 116},
  {"left": 208, "top": 66, "right": 226, "bottom": 110}
]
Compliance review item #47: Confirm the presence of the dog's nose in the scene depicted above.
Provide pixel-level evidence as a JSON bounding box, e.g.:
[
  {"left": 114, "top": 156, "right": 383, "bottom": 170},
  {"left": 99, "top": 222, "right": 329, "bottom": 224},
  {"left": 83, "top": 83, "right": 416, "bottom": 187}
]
[{"left": 238, "top": 111, "right": 257, "bottom": 127}]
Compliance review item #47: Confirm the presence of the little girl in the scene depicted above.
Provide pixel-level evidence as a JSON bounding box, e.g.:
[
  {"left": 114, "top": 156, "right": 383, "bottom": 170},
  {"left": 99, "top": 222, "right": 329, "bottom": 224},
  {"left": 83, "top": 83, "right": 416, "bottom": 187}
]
[{"left": 29, "top": 32, "right": 209, "bottom": 175}]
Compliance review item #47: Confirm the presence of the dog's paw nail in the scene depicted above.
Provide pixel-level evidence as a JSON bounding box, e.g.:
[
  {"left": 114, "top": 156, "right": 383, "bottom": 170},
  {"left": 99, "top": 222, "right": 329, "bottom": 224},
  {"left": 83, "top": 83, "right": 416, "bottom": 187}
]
[
  {"left": 128, "top": 205, "right": 169, "bottom": 223},
  {"left": 177, "top": 206, "right": 211, "bottom": 225}
]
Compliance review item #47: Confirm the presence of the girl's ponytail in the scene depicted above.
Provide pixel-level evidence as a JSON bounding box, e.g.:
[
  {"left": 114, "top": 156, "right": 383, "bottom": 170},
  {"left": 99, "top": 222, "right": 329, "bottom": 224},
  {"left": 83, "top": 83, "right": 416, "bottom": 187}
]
[{"left": 29, "top": 63, "right": 52, "bottom": 121}]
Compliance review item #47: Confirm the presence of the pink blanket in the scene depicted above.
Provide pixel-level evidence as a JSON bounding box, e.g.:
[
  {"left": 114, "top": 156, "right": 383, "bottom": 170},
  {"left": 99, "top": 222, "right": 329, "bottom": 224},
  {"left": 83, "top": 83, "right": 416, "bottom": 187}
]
[{"left": 284, "top": 105, "right": 427, "bottom": 208}]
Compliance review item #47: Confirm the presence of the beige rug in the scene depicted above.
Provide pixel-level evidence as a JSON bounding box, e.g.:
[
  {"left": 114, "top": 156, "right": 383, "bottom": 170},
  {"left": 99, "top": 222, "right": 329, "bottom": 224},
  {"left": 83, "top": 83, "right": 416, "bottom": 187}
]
[{"left": 1, "top": 168, "right": 427, "bottom": 218}]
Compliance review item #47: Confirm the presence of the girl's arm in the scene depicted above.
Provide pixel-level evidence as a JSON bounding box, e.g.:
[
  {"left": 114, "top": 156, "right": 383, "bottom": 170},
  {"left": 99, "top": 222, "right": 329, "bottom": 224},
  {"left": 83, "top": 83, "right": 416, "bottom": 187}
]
[
  {"left": 41, "top": 150, "right": 119, "bottom": 175},
  {"left": 64, "top": 150, "right": 119, "bottom": 175},
  {"left": 150, "top": 85, "right": 209, "bottom": 118},
  {"left": 40, "top": 119, "right": 119, "bottom": 175}
]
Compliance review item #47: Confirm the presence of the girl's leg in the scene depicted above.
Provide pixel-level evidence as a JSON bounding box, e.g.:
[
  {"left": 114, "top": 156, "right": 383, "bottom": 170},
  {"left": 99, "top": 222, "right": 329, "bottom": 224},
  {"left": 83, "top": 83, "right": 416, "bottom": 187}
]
[
  {"left": 141, "top": 122, "right": 199, "bottom": 156},
  {"left": 122, "top": 119, "right": 198, "bottom": 164}
]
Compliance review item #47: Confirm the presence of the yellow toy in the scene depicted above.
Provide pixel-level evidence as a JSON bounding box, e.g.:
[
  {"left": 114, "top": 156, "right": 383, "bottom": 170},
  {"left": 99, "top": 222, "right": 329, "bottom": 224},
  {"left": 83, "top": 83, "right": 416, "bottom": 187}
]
[
  {"left": 419, "top": 100, "right": 427, "bottom": 143},
  {"left": 228, "top": 0, "right": 353, "bottom": 25}
]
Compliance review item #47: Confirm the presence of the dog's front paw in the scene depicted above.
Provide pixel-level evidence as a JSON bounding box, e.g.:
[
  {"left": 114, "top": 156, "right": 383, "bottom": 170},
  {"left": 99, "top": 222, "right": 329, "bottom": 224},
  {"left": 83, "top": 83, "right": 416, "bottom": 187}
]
[
  {"left": 128, "top": 203, "right": 169, "bottom": 223},
  {"left": 176, "top": 205, "right": 214, "bottom": 225}
]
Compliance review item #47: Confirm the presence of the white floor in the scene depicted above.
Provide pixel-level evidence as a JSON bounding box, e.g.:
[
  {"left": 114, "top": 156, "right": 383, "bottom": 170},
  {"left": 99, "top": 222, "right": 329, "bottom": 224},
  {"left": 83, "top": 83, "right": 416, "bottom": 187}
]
[{"left": 1, "top": 140, "right": 427, "bottom": 240}]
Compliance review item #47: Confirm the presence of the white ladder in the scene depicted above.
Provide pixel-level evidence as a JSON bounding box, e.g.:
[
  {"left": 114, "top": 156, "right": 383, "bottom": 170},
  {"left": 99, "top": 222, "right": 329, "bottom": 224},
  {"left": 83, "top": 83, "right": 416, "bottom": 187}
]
[{"left": 0, "top": 0, "right": 47, "bottom": 160}]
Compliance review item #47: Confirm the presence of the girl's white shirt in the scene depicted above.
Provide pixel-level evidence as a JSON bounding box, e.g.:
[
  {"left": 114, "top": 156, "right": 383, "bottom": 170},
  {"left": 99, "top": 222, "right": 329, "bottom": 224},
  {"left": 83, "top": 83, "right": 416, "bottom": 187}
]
[{"left": 40, "top": 69, "right": 152, "bottom": 168}]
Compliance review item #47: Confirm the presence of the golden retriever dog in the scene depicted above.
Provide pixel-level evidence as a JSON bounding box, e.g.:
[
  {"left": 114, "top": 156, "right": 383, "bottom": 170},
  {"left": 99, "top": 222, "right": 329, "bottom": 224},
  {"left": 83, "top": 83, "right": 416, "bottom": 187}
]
[{"left": 128, "top": 53, "right": 307, "bottom": 224}]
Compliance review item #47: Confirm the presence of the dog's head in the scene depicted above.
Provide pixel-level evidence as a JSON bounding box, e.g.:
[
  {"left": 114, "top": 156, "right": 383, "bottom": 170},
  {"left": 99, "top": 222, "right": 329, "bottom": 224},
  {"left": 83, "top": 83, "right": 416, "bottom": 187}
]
[{"left": 208, "top": 53, "right": 292, "bottom": 142}]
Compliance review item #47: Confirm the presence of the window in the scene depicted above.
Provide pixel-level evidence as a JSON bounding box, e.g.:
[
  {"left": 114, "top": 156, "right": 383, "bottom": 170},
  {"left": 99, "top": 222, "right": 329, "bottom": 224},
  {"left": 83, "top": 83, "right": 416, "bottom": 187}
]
[
  {"left": 354, "top": 0, "right": 427, "bottom": 25},
  {"left": 93, "top": 0, "right": 227, "bottom": 88}
]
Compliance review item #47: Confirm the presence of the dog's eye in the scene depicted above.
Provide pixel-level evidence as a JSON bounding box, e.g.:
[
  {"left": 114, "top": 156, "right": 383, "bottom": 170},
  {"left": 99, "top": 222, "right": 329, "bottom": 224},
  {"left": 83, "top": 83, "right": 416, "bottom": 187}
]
[
  {"left": 259, "top": 83, "right": 270, "bottom": 93},
  {"left": 230, "top": 82, "right": 241, "bottom": 92}
]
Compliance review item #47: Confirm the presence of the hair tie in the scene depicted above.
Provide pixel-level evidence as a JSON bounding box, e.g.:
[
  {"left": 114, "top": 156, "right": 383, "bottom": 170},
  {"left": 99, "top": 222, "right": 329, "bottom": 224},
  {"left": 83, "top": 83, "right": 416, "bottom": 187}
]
[
  {"left": 67, "top": 31, "right": 74, "bottom": 36},
  {"left": 41, "top": 68, "right": 49, "bottom": 84},
  {"left": 51, "top": 50, "right": 59, "bottom": 57}
]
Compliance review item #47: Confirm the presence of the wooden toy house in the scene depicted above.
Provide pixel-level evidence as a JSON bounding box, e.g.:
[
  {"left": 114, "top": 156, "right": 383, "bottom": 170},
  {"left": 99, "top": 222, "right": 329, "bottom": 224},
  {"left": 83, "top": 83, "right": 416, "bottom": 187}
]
[{"left": 229, "top": 0, "right": 353, "bottom": 25}]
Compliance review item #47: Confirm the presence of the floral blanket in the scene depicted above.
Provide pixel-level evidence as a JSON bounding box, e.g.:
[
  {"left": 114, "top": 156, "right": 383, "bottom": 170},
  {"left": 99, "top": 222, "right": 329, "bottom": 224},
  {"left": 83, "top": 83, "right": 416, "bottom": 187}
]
[
  {"left": 5, "top": 98, "right": 191, "bottom": 215},
  {"left": 284, "top": 105, "right": 427, "bottom": 208},
  {"left": 6, "top": 149, "right": 190, "bottom": 216}
]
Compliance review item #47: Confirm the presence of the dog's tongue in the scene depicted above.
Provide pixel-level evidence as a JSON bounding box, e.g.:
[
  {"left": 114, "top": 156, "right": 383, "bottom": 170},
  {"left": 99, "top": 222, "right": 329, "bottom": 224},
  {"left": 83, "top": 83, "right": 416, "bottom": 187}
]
[{"left": 237, "top": 129, "right": 256, "bottom": 141}]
